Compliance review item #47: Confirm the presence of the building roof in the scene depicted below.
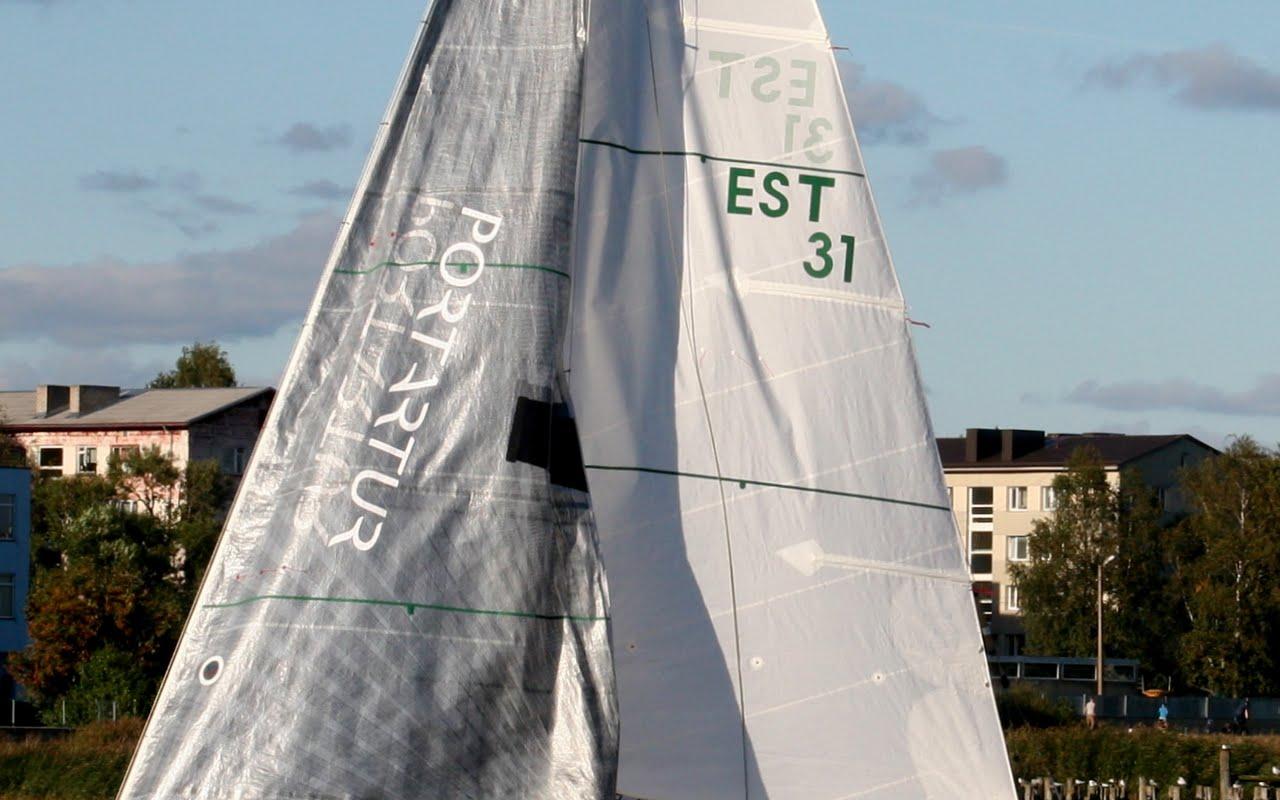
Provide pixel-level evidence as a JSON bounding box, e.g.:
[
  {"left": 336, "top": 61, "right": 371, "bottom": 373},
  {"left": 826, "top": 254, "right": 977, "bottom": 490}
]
[
  {"left": 937, "top": 432, "right": 1215, "bottom": 470},
  {"left": 0, "top": 387, "right": 272, "bottom": 431}
]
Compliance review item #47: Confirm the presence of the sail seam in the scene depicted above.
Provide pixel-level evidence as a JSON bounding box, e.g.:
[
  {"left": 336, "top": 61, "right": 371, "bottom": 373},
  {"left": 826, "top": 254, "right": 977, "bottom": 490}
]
[
  {"left": 580, "top": 137, "right": 865, "bottom": 178},
  {"left": 204, "top": 594, "right": 608, "bottom": 623},
  {"left": 335, "top": 259, "right": 570, "bottom": 279},
  {"left": 584, "top": 464, "right": 951, "bottom": 512},
  {"left": 680, "top": 15, "right": 830, "bottom": 43}
]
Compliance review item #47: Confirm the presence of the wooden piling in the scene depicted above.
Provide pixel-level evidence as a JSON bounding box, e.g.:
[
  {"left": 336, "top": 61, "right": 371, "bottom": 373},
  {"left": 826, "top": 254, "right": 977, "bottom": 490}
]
[{"left": 1220, "top": 746, "right": 1232, "bottom": 800}]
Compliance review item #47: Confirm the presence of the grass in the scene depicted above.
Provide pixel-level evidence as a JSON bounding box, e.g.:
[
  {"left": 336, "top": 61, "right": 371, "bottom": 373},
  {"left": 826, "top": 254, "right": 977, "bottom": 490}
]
[
  {"left": 0, "top": 719, "right": 141, "bottom": 800},
  {"left": 5, "top": 716, "right": 1280, "bottom": 797}
]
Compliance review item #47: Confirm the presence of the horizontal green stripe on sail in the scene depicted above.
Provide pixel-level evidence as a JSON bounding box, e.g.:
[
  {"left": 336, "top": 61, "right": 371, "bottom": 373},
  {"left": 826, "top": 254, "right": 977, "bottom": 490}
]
[
  {"left": 580, "top": 137, "right": 866, "bottom": 179},
  {"left": 205, "top": 593, "right": 608, "bottom": 623},
  {"left": 335, "top": 259, "right": 570, "bottom": 279},
  {"left": 584, "top": 464, "right": 950, "bottom": 512}
]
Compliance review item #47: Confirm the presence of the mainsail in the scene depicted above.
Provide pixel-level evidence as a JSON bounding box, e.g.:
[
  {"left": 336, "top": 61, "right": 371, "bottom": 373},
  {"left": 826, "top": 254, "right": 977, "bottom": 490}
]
[
  {"left": 118, "top": 1, "right": 616, "bottom": 798},
  {"left": 570, "top": 1, "right": 1016, "bottom": 798}
]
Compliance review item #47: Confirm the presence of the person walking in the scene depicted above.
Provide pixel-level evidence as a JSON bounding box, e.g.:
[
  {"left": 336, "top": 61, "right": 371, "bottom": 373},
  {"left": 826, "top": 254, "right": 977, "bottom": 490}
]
[
  {"left": 1234, "top": 698, "right": 1251, "bottom": 735},
  {"left": 1157, "top": 701, "right": 1169, "bottom": 730},
  {"left": 1085, "top": 696, "right": 1097, "bottom": 730}
]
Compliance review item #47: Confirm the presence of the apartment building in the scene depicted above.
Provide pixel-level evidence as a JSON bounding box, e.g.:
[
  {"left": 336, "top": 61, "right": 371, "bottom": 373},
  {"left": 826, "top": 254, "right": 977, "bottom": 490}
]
[
  {"left": 937, "top": 428, "right": 1217, "bottom": 657},
  {"left": 0, "top": 384, "right": 274, "bottom": 492},
  {"left": 0, "top": 466, "right": 31, "bottom": 701}
]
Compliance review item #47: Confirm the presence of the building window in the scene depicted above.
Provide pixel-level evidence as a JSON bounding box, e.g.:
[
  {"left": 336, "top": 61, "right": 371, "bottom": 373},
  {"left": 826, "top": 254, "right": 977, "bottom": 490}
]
[
  {"left": 969, "top": 487, "right": 993, "bottom": 524},
  {"left": 38, "top": 447, "right": 64, "bottom": 476},
  {"left": 968, "top": 487, "right": 994, "bottom": 576},
  {"left": 1007, "top": 535, "right": 1029, "bottom": 562},
  {"left": 1041, "top": 486, "right": 1058, "bottom": 511},
  {"left": 227, "top": 446, "right": 247, "bottom": 476},
  {"left": 77, "top": 446, "right": 99, "bottom": 474},
  {"left": 110, "top": 445, "right": 141, "bottom": 471},
  {"left": 973, "top": 581, "right": 995, "bottom": 628},
  {"left": 1006, "top": 584, "right": 1022, "bottom": 612},
  {"left": 0, "top": 573, "right": 14, "bottom": 619},
  {"left": 0, "top": 494, "right": 13, "bottom": 540},
  {"left": 1007, "top": 486, "right": 1028, "bottom": 511}
]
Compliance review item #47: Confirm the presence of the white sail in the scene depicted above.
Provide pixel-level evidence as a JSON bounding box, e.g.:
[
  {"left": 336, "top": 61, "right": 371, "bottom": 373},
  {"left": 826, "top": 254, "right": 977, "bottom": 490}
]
[{"left": 570, "top": 1, "right": 1015, "bottom": 798}]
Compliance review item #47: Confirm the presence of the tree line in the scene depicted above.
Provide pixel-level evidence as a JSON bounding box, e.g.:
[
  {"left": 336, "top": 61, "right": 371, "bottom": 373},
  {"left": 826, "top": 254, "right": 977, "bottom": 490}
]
[
  {"left": 1011, "top": 438, "right": 1280, "bottom": 696},
  {"left": 0, "top": 342, "right": 239, "bottom": 723}
]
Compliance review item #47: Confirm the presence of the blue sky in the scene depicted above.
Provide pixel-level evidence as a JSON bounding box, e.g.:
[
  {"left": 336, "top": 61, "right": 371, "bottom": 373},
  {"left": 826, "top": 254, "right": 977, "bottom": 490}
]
[{"left": 2, "top": 1, "right": 1277, "bottom": 446}]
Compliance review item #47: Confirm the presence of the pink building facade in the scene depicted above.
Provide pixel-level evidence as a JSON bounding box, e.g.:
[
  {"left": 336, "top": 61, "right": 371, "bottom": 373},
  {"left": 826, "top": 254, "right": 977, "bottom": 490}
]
[{"left": 0, "top": 386, "right": 274, "bottom": 507}]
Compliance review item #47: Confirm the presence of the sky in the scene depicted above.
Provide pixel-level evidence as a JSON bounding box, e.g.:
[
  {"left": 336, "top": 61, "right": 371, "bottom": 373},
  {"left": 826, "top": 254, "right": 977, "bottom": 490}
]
[{"left": 1, "top": 1, "right": 1278, "bottom": 447}]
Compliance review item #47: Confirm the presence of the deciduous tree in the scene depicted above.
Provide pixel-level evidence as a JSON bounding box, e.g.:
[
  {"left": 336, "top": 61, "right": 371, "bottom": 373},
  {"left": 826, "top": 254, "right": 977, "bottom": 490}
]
[
  {"left": 148, "top": 341, "right": 237, "bottom": 389},
  {"left": 1010, "top": 448, "right": 1176, "bottom": 674},
  {"left": 11, "top": 452, "right": 227, "bottom": 714},
  {"left": 1172, "top": 437, "right": 1280, "bottom": 695}
]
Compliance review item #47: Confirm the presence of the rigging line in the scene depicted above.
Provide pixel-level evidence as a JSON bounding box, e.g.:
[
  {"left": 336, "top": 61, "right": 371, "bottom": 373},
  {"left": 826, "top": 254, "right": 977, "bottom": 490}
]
[
  {"left": 583, "top": 464, "right": 950, "bottom": 512},
  {"left": 579, "top": 137, "right": 865, "bottom": 178},
  {"left": 204, "top": 593, "right": 609, "bottom": 623},
  {"left": 642, "top": 15, "right": 752, "bottom": 800},
  {"left": 334, "top": 259, "right": 570, "bottom": 279}
]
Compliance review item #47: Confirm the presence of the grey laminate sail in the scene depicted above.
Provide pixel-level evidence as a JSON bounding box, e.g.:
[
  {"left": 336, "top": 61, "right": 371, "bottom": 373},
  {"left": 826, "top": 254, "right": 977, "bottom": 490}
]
[{"left": 117, "top": 1, "right": 616, "bottom": 797}]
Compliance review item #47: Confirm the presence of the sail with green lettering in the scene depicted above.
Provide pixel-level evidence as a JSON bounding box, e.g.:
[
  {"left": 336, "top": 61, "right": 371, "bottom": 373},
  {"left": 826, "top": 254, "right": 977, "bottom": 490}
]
[
  {"left": 569, "top": 1, "right": 1016, "bottom": 797},
  {"left": 117, "top": 2, "right": 616, "bottom": 797}
]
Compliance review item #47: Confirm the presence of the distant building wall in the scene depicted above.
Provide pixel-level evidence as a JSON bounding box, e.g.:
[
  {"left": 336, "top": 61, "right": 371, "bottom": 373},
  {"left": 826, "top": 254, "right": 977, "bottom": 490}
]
[
  {"left": 1126, "top": 440, "right": 1214, "bottom": 516},
  {"left": 0, "top": 467, "right": 32, "bottom": 656},
  {"left": 13, "top": 429, "right": 190, "bottom": 478},
  {"left": 939, "top": 430, "right": 1219, "bottom": 657},
  {"left": 945, "top": 467, "right": 1120, "bottom": 655},
  {"left": 187, "top": 394, "right": 272, "bottom": 477}
]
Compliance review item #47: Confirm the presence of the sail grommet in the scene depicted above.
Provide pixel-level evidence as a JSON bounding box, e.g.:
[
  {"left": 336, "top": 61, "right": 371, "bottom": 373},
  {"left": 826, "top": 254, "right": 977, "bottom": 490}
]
[
  {"left": 872, "top": 671, "right": 885, "bottom": 684},
  {"left": 626, "top": 642, "right": 638, "bottom": 652},
  {"left": 198, "top": 656, "right": 224, "bottom": 686},
  {"left": 750, "top": 656, "right": 764, "bottom": 671}
]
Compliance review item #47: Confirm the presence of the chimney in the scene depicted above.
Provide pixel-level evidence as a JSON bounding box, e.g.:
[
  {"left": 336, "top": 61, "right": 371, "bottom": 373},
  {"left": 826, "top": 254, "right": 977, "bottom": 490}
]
[
  {"left": 35, "top": 385, "right": 70, "bottom": 417},
  {"left": 1001, "top": 429, "right": 1046, "bottom": 462},
  {"left": 70, "top": 385, "right": 121, "bottom": 415},
  {"left": 964, "top": 428, "right": 1001, "bottom": 462}
]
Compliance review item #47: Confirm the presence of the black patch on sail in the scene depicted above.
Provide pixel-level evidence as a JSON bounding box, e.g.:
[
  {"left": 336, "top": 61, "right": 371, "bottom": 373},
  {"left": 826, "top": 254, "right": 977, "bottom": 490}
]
[{"left": 506, "top": 396, "right": 589, "bottom": 491}]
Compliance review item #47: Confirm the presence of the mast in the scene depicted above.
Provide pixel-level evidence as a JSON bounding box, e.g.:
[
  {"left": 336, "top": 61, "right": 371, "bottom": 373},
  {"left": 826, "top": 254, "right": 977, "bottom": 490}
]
[
  {"left": 570, "top": 1, "right": 1016, "bottom": 797},
  {"left": 118, "top": 2, "right": 617, "bottom": 797}
]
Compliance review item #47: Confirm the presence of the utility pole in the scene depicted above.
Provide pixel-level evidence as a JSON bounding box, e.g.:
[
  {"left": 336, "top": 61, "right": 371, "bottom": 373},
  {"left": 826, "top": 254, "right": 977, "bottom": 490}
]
[{"left": 1097, "top": 553, "right": 1116, "bottom": 698}]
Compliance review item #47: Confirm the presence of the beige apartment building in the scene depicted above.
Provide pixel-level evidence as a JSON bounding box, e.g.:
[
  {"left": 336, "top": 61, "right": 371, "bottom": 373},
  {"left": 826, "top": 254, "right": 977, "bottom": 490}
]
[
  {"left": 0, "top": 384, "right": 274, "bottom": 511},
  {"left": 938, "top": 428, "right": 1217, "bottom": 657}
]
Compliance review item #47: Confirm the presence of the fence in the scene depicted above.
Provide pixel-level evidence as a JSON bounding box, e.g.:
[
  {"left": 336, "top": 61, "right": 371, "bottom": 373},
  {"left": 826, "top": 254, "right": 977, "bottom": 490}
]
[
  {"left": 1018, "top": 778, "right": 1279, "bottom": 799},
  {"left": 1018, "top": 746, "right": 1280, "bottom": 799},
  {"left": 1067, "top": 696, "right": 1280, "bottom": 732}
]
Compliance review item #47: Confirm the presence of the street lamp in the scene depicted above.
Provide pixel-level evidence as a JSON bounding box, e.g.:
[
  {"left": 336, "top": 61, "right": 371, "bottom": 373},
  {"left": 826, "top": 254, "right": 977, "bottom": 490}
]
[{"left": 1097, "top": 553, "right": 1117, "bottom": 697}]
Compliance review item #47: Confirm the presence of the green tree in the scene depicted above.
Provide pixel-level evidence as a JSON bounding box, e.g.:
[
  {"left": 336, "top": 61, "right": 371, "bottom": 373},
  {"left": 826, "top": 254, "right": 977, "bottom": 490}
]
[
  {"left": 1107, "top": 474, "right": 1183, "bottom": 681},
  {"left": 1010, "top": 448, "right": 1176, "bottom": 675},
  {"left": 1012, "top": 449, "right": 1119, "bottom": 658},
  {"left": 108, "top": 446, "right": 182, "bottom": 518},
  {"left": 148, "top": 341, "right": 237, "bottom": 389},
  {"left": 0, "top": 413, "right": 28, "bottom": 468},
  {"left": 11, "top": 450, "right": 229, "bottom": 714},
  {"left": 1172, "top": 437, "right": 1280, "bottom": 695},
  {"left": 172, "top": 459, "right": 231, "bottom": 586}
]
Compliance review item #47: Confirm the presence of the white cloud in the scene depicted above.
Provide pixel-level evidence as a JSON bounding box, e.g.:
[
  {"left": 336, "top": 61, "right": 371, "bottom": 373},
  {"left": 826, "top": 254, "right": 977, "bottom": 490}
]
[
  {"left": 0, "top": 214, "right": 337, "bottom": 347},
  {"left": 273, "top": 123, "right": 353, "bottom": 153},
  {"left": 1086, "top": 44, "right": 1280, "bottom": 112},
  {"left": 838, "top": 61, "right": 940, "bottom": 146},
  {"left": 288, "top": 180, "right": 352, "bottom": 202},
  {"left": 910, "top": 146, "right": 1008, "bottom": 204},
  {"left": 1067, "top": 375, "right": 1280, "bottom": 417}
]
